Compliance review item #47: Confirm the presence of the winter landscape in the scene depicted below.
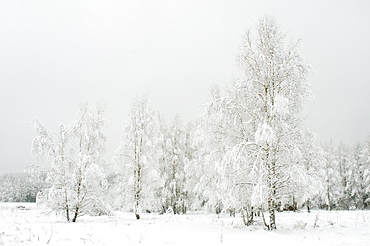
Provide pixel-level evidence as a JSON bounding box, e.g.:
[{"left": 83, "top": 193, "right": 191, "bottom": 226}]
[{"left": 1, "top": 1, "right": 370, "bottom": 246}]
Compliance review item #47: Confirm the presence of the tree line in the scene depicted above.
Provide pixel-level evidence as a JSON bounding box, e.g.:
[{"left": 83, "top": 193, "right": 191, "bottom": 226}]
[
  {"left": 23, "top": 16, "right": 370, "bottom": 229},
  {"left": 0, "top": 172, "right": 47, "bottom": 202}
]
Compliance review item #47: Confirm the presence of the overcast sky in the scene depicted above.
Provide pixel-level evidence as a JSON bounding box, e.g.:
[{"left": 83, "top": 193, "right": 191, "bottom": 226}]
[{"left": 1, "top": 0, "right": 369, "bottom": 174}]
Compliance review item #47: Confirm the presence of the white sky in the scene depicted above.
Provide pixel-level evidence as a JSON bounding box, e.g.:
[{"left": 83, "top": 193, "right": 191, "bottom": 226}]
[{"left": 1, "top": 0, "right": 369, "bottom": 174}]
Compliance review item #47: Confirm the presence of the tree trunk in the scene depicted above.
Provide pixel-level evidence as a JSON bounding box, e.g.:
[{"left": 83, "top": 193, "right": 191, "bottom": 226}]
[
  {"left": 267, "top": 154, "right": 277, "bottom": 230},
  {"left": 242, "top": 207, "right": 254, "bottom": 226},
  {"left": 72, "top": 206, "right": 79, "bottom": 222},
  {"left": 327, "top": 182, "right": 331, "bottom": 211},
  {"left": 134, "top": 191, "right": 140, "bottom": 220},
  {"left": 133, "top": 137, "right": 143, "bottom": 220},
  {"left": 65, "top": 206, "right": 70, "bottom": 222},
  {"left": 292, "top": 196, "right": 298, "bottom": 212},
  {"left": 268, "top": 198, "right": 277, "bottom": 230},
  {"left": 306, "top": 198, "right": 310, "bottom": 213}
]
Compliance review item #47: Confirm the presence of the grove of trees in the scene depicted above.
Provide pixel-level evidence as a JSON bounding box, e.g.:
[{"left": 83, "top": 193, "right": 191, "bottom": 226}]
[{"left": 15, "top": 16, "right": 369, "bottom": 228}]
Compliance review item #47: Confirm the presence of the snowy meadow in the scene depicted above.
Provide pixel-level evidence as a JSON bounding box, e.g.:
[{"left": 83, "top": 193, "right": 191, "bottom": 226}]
[{"left": 1, "top": 203, "right": 369, "bottom": 246}]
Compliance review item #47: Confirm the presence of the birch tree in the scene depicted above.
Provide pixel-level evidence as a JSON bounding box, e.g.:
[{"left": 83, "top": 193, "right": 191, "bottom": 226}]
[
  {"left": 200, "top": 85, "right": 252, "bottom": 215},
  {"left": 204, "top": 16, "right": 312, "bottom": 229},
  {"left": 239, "top": 16, "right": 313, "bottom": 229},
  {"left": 183, "top": 120, "right": 211, "bottom": 211},
  {"left": 350, "top": 137, "right": 370, "bottom": 209},
  {"left": 114, "top": 96, "right": 159, "bottom": 219},
  {"left": 276, "top": 132, "right": 322, "bottom": 213},
  {"left": 32, "top": 103, "right": 109, "bottom": 222},
  {"left": 157, "top": 115, "right": 188, "bottom": 214},
  {"left": 336, "top": 143, "right": 352, "bottom": 209}
]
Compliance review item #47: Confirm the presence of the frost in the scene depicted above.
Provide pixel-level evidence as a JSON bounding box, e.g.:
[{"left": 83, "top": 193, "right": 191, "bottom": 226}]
[
  {"left": 273, "top": 94, "right": 290, "bottom": 115},
  {"left": 254, "top": 123, "right": 276, "bottom": 145}
]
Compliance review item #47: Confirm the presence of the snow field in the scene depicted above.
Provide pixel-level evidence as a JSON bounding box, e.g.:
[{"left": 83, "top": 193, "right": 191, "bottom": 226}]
[{"left": 0, "top": 203, "right": 370, "bottom": 246}]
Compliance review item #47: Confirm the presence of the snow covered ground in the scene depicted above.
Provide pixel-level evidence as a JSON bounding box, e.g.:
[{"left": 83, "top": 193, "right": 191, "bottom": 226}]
[{"left": 0, "top": 203, "right": 369, "bottom": 246}]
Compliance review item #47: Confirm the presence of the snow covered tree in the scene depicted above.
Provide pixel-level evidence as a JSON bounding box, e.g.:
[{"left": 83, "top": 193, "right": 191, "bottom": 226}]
[
  {"left": 317, "top": 141, "right": 341, "bottom": 210},
  {"left": 157, "top": 115, "right": 188, "bottom": 214},
  {"left": 335, "top": 143, "right": 352, "bottom": 209},
  {"left": 203, "top": 16, "right": 313, "bottom": 229},
  {"left": 32, "top": 103, "right": 109, "bottom": 222},
  {"left": 355, "top": 136, "right": 370, "bottom": 208},
  {"left": 182, "top": 120, "right": 211, "bottom": 212},
  {"left": 274, "top": 131, "right": 323, "bottom": 213},
  {"left": 114, "top": 96, "right": 160, "bottom": 219},
  {"left": 197, "top": 84, "right": 254, "bottom": 216},
  {"left": 238, "top": 16, "right": 313, "bottom": 229},
  {"left": 349, "top": 142, "right": 365, "bottom": 209}
]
